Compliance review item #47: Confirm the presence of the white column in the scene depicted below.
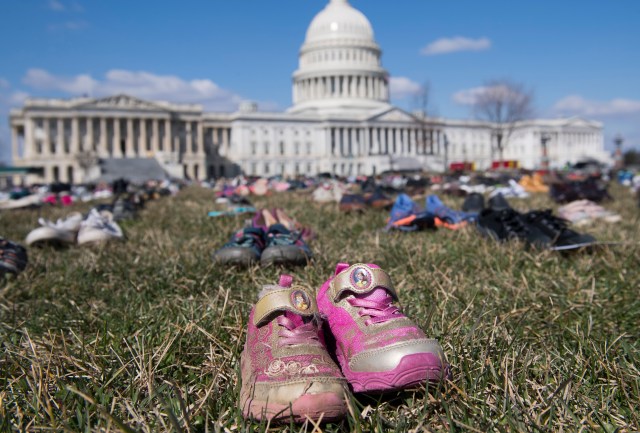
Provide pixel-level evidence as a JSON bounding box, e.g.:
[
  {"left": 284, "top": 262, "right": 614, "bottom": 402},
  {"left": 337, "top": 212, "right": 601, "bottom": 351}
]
[
  {"left": 353, "top": 128, "right": 358, "bottom": 156},
  {"left": 43, "top": 118, "right": 51, "bottom": 156},
  {"left": 11, "top": 125, "right": 19, "bottom": 161},
  {"left": 197, "top": 121, "right": 204, "bottom": 155},
  {"left": 57, "top": 118, "right": 65, "bottom": 156},
  {"left": 24, "top": 117, "right": 35, "bottom": 159},
  {"left": 152, "top": 118, "right": 160, "bottom": 154},
  {"left": 401, "top": 129, "right": 408, "bottom": 154},
  {"left": 113, "top": 118, "right": 123, "bottom": 158},
  {"left": 185, "top": 121, "right": 193, "bottom": 155},
  {"left": 164, "top": 118, "right": 172, "bottom": 153},
  {"left": 71, "top": 117, "right": 80, "bottom": 154},
  {"left": 140, "top": 118, "right": 147, "bottom": 155},
  {"left": 223, "top": 128, "right": 230, "bottom": 156},
  {"left": 86, "top": 117, "right": 94, "bottom": 152},
  {"left": 409, "top": 129, "right": 418, "bottom": 155},
  {"left": 364, "top": 127, "right": 370, "bottom": 155},
  {"left": 126, "top": 118, "right": 135, "bottom": 157},
  {"left": 99, "top": 117, "right": 108, "bottom": 157}
]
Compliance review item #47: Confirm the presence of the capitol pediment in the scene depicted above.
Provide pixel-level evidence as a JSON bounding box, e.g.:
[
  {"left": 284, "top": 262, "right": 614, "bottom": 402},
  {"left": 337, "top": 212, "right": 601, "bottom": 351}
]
[
  {"left": 564, "top": 117, "right": 600, "bottom": 129},
  {"left": 368, "top": 108, "right": 416, "bottom": 123},
  {"left": 74, "top": 94, "right": 169, "bottom": 111}
]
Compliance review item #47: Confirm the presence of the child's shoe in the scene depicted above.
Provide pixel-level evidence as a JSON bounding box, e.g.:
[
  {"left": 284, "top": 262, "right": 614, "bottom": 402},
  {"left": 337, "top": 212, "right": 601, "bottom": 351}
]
[
  {"left": 260, "top": 224, "right": 312, "bottom": 267},
  {"left": 239, "top": 275, "right": 348, "bottom": 422},
  {"left": 317, "top": 263, "right": 448, "bottom": 393},
  {"left": 212, "top": 227, "right": 265, "bottom": 266}
]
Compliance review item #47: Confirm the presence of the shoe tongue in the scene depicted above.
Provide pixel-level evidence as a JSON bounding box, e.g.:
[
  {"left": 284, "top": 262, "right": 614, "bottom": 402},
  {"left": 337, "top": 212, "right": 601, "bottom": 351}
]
[
  {"left": 355, "top": 287, "right": 390, "bottom": 302},
  {"left": 284, "top": 310, "right": 305, "bottom": 327},
  {"left": 267, "top": 223, "right": 290, "bottom": 235}
]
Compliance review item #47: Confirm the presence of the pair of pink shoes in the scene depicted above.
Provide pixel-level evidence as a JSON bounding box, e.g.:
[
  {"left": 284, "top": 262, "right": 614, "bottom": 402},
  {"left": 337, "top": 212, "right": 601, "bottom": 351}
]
[{"left": 239, "top": 263, "right": 449, "bottom": 423}]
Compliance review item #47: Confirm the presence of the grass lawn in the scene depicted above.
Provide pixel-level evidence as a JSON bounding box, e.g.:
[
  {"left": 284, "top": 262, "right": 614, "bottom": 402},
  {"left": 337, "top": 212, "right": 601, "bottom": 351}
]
[{"left": 1, "top": 185, "right": 639, "bottom": 432}]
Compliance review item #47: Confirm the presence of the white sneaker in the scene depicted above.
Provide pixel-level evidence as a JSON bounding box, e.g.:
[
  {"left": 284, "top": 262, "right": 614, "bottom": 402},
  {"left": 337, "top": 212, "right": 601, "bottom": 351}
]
[
  {"left": 77, "top": 209, "right": 124, "bottom": 245},
  {"left": 26, "top": 212, "right": 83, "bottom": 246},
  {"left": 313, "top": 184, "right": 334, "bottom": 203}
]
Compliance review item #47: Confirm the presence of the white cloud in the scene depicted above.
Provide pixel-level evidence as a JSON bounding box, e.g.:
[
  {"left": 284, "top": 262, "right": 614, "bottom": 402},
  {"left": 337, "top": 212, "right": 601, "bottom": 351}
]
[
  {"left": 48, "top": 0, "right": 65, "bottom": 11},
  {"left": 421, "top": 37, "right": 491, "bottom": 56},
  {"left": 21, "top": 68, "right": 244, "bottom": 111},
  {"left": 553, "top": 95, "right": 640, "bottom": 117},
  {"left": 23, "top": 68, "right": 96, "bottom": 94},
  {"left": 389, "top": 76, "right": 423, "bottom": 99},
  {"left": 452, "top": 86, "right": 489, "bottom": 105}
]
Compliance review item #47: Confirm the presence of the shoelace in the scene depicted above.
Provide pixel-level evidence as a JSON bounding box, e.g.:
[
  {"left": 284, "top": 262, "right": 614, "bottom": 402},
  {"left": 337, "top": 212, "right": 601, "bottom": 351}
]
[
  {"left": 230, "top": 233, "right": 263, "bottom": 249},
  {"left": 276, "top": 316, "right": 322, "bottom": 347},
  {"left": 268, "top": 231, "right": 302, "bottom": 247},
  {"left": 348, "top": 294, "right": 402, "bottom": 326},
  {"left": 84, "top": 213, "right": 119, "bottom": 234}
]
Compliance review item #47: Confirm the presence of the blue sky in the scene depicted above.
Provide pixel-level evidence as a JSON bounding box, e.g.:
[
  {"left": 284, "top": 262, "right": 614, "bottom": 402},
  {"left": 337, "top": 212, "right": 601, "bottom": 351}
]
[{"left": 1, "top": 0, "right": 639, "bottom": 163}]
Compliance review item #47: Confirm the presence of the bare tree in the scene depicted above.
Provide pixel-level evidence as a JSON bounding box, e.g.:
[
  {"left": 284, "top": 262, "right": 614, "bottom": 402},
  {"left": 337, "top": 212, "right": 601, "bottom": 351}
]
[
  {"left": 412, "top": 80, "right": 431, "bottom": 118},
  {"left": 472, "top": 79, "right": 534, "bottom": 162},
  {"left": 412, "top": 81, "right": 435, "bottom": 157}
]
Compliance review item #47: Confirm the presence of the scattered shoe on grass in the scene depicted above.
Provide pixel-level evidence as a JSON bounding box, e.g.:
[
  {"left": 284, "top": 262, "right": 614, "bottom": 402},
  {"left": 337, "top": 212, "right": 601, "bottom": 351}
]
[
  {"left": 339, "top": 194, "right": 367, "bottom": 213},
  {"left": 523, "top": 210, "right": 597, "bottom": 251},
  {"left": 462, "top": 192, "right": 485, "bottom": 214},
  {"left": 261, "top": 224, "right": 312, "bottom": 267},
  {"left": 477, "top": 207, "right": 552, "bottom": 249},
  {"left": 239, "top": 275, "right": 348, "bottom": 423},
  {"left": 77, "top": 209, "right": 124, "bottom": 245},
  {"left": 317, "top": 263, "right": 449, "bottom": 392},
  {"left": 25, "top": 212, "right": 83, "bottom": 246},
  {"left": 0, "top": 238, "right": 28, "bottom": 276},
  {"left": 385, "top": 194, "right": 435, "bottom": 232},
  {"left": 212, "top": 227, "right": 265, "bottom": 266}
]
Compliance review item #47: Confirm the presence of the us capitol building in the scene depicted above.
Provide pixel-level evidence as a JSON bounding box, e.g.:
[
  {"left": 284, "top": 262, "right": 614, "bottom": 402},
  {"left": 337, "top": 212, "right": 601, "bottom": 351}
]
[{"left": 9, "top": 0, "right": 609, "bottom": 183}]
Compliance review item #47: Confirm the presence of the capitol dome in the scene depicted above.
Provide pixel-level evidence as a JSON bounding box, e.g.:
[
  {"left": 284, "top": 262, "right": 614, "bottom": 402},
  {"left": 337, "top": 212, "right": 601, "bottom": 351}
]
[
  {"left": 305, "top": 0, "right": 374, "bottom": 44},
  {"left": 289, "top": 0, "right": 391, "bottom": 115}
]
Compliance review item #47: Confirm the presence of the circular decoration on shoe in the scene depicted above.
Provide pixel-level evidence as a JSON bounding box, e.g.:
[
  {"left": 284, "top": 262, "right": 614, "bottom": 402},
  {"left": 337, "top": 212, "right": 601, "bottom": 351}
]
[
  {"left": 290, "top": 290, "right": 311, "bottom": 311},
  {"left": 350, "top": 266, "right": 372, "bottom": 290}
]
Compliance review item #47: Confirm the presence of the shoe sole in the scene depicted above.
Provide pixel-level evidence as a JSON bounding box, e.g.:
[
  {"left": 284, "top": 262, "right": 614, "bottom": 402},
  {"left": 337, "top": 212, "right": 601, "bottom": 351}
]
[
  {"left": 260, "top": 245, "right": 309, "bottom": 267},
  {"left": 242, "top": 391, "right": 347, "bottom": 423},
  {"left": 212, "top": 247, "right": 259, "bottom": 266},
  {"left": 342, "top": 353, "right": 448, "bottom": 393}
]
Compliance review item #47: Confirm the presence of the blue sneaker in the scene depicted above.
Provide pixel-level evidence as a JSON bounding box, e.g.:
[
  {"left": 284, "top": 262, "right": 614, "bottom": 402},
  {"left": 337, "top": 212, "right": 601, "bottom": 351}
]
[
  {"left": 213, "top": 227, "right": 265, "bottom": 266},
  {"left": 385, "top": 194, "right": 435, "bottom": 232},
  {"left": 426, "top": 194, "right": 477, "bottom": 224}
]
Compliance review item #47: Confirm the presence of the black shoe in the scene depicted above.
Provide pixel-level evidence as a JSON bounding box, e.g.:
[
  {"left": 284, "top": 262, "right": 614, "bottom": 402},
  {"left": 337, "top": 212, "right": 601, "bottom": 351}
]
[
  {"left": 462, "top": 193, "right": 485, "bottom": 213},
  {"left": 523, "top": 210, "right": 597, "bottom": 251},
  {"left": 477, "top": 208, "right": 552, "bottom": 249},
  {"left": 0, "top": 238, "right": 28, "bottom": 275},
  {"left": 488, "top": 193, "right": 511, "bottom": 211}
]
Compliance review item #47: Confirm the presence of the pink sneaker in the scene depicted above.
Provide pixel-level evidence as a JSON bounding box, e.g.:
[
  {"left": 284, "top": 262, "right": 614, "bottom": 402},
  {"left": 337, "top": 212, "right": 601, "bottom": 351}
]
[
  {"left": 317, "top": 263, "right": 449, "bottom": 393},
  {"left": 239, "top": 275, "right": 348, "bottom": 423}
]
